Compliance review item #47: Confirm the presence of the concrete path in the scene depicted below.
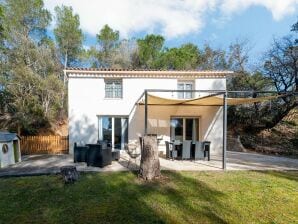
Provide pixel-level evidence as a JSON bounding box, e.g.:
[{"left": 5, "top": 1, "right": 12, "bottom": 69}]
[{"left": 0, "top": 151, "right": 297, "bottom": 177}]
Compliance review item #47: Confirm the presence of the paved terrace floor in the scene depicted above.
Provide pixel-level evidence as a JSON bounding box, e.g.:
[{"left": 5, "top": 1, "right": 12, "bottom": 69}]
[{"left": 0, "top": 151, "right": 297, "bottom": 177}]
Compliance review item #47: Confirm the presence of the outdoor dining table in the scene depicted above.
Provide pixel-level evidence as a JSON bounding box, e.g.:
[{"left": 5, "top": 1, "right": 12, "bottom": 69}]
[{"left": 169, "top": 141, "right": 210, "bottom": 161}]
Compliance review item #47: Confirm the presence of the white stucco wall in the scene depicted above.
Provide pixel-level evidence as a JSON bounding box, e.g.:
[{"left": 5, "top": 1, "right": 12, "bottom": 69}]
[
  {"left": 0, "top": 142, "right": 15, "bottom": 168},
  {"left": 68, "top": 75, "right": 226, "bottom": 154}
]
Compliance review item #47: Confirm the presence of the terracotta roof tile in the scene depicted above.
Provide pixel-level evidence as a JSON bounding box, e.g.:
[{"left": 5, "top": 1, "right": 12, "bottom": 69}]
[{"left": 64, "top": 67, "right": 233, "bottom": 77}]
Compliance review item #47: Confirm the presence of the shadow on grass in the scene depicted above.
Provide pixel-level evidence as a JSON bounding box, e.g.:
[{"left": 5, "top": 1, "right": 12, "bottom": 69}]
[{"left": 0, "top": 171, "right": 233, "bottom": 224}]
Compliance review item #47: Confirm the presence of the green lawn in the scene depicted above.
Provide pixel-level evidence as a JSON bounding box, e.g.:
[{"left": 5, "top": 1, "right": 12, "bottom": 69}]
[{"left": 0, "top": 171, "right": 297, "bottom": 224}]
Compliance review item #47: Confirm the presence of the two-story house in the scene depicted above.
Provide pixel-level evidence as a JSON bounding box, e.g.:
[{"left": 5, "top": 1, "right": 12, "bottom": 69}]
[{"left": 66, "top": 68, "right": 233, "bottom": 156}]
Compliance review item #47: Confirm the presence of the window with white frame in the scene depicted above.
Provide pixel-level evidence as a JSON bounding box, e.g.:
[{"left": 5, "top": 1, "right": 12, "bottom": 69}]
[
  {"left": 105, "top": 79, "right": 122, "bottom": 98},
  {"left": 177, "top": 81, "right": 194, "bottom": 99}
]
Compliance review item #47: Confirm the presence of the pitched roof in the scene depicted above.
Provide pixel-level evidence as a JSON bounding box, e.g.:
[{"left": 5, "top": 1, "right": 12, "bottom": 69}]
[
  {"left": 0, "top": 132, "right": 20, "bottom": 142},
  {"left": 65, "top": 67, "right": 234, "bottom": 78}
]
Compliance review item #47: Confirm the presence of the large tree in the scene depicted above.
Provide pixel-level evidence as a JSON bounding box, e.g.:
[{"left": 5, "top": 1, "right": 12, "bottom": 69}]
[
  {"left": 3, "top": 0, "right": 51, "bottom": 40},
  {"left": 264, "top": 36, "right": 297, "bottom": 93},
  {"left": 156, "top": 43, "right": 200, "bottom": 70},
  {"left": 54, "top": 5, "right": 83, "bottom": 70},
  {"left": 110, "top": 39, "right": 138, "bottom": 69},
  {"left": 199, "top": 44, "right": 227, "bottom": 70},
  {"left": 0, "top": 0, "right": 65, "bottom": 134},
  {"left": 136, "top": 34, "right": 165, "bottom": 69},
  {"left": 95, "top": 24, "right": 119, "bottom": 67}
]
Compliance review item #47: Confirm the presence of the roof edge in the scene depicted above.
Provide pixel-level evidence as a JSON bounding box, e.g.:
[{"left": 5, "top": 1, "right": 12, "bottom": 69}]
[{"left": 64, "top": 68, "right": 234, "bottom": 77}]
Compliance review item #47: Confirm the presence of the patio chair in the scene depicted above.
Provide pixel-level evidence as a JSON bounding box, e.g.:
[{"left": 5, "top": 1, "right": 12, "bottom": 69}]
[
  {"left": 182, "top": 140, "right": 191, "bottom": 159},
  {"left": 73, "top": 143, "right": 89, "bottom": 163},
  {"left": 203, "top": 141, "right": 211, "bottom": 161},
  {"left": 194, "top": 141, "right": 204, "bottom": 160},
  {"left": 86, "top": 143, "right": 112, "bottom": 168},
  {"left": 165, "top": 141, "right": 171, "bottom": 159}
]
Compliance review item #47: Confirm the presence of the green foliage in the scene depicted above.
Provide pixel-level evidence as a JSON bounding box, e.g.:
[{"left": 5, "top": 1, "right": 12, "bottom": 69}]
[
  {"left": 136, "top": 34, "right": 165, "bottom": 68},
  {"left": 156, "top": 43, "right": 200, "bottom": 70},
  {"left": 0, "top": 0, "right": 65, "bottom": 134},
  {"left": 54, "top": 5, "right": 83, "bottom": 68},
  {"left": 95, "top": 24, "right": 120, "bottom": 67},
  {"left": 3, "top": 0, "right": 51, "bottom": 40},
  {"left": 0, "top": 4, "right": 4, "bottom": 43},
  {"left": 228, "top": 71, "right": 272, "bottom": 91}
]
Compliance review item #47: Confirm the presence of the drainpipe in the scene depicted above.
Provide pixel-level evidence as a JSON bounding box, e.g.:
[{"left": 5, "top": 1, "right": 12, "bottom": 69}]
[
  {"left": 222, "top": 91, "right": 227, "bottom": 170},
  {"left": 144, "top": 90, "right": 148, "bottom": 135}
]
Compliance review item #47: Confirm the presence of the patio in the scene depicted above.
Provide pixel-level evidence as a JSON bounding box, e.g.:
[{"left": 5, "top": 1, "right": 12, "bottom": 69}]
[{"left": 0, "top": 151, "right": 297, "bottom": 177}]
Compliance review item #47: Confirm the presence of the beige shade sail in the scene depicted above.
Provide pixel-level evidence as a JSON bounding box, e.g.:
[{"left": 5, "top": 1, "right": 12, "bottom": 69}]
[{"left": 139, "top": 94, "right": 283, "bottom": 106}]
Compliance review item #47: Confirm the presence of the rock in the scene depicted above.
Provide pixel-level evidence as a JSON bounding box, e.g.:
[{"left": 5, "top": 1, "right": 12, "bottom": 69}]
[{"left": 60, "top": 166, "right": 79, "bottom": 184}]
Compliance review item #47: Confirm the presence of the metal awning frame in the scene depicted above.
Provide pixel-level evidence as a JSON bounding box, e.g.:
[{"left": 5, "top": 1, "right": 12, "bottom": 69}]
[{"left": 139, "top": 89, "right": 296, "bottom": 170}]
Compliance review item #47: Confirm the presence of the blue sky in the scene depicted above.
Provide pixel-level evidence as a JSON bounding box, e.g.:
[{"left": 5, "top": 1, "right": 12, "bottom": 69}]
[{"left": 44, "top": 0, "right": 298, "bottom": 65}]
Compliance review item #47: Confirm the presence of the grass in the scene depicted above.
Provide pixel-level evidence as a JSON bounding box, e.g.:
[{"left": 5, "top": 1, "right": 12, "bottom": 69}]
[{"left": 0, "top": 171, "right": 297, "bottom": 224}]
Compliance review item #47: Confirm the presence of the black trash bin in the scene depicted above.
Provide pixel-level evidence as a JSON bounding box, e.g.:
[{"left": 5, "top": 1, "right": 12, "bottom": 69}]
[
  {"left": 86, "top": 143, "right": 112, "bottom": 168},
  {"left": 74, "top": 143, "right": 89, "bottom": 163},
  {"left": 202, "top": 141, "right": 211, "bottom": 161}
]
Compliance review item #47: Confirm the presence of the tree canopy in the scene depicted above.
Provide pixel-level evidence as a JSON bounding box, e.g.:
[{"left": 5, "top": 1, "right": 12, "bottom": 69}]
[
  {"left": 0, "top": 0, "right": 296, "bottom": 135},
  {"left": 54, "top": 5, "right": 83, "bottom": 69},
  {"left": 136, "top": 34, "right": 165, "bottom": 69}
]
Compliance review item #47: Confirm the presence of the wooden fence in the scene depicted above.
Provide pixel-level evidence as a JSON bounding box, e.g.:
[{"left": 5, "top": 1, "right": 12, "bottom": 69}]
[{"left": 20, "top": 136, "right": 69, "bottom": 155}]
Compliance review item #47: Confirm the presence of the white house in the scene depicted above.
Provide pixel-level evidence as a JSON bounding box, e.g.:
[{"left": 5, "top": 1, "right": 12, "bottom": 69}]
[{"left": 66, "top": 68, "right": 233, "bottom": 157}]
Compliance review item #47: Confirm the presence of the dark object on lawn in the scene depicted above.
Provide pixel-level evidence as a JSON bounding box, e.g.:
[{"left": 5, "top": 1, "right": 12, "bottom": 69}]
[
  {"left": 73, "top": 143, "right": 89, "bottom": 163},
  {"left": 112, "top": 150, "right": 120, "bottom": 161},
  {"left": 203, "top": 141, "right": 211, "bottom": 161},
  {"left": 86, "top": 143, "right": 112, "bottom": 168},
  {"left": 60, "top": 166, "right": 79, "bottom": 184},
  {"left": 139, "top": 135, "right": 160, "bottom": 181}
]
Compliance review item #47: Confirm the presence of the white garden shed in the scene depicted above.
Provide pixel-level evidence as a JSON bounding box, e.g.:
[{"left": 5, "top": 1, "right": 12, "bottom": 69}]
[{"left": 0, "top": 132, "right": 21, "bottom": 168}]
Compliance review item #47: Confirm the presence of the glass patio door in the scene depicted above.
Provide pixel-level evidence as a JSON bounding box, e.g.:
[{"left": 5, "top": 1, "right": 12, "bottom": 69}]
[
  {"left": 170, "top": 117, "right": 199, "bottom": 141},
  {"left": 99, "top": 116, "right": 128, "bottom": 149}
]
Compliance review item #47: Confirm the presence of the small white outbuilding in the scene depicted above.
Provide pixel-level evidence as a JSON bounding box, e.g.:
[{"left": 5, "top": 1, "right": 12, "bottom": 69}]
[{"left": 0, "top": 132, "right": 21, "bottom": 168}]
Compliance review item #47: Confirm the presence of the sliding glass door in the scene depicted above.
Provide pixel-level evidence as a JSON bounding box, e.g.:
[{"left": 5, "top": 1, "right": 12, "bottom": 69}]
[
  {"left": 170, "top": 117, "right": 199, "bottom": 141},
  {"left": 99, "top": 116, "right": 128, "bottom": 149}
]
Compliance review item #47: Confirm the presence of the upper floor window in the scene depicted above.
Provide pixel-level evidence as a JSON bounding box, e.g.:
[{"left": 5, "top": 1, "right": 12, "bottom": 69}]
[
  {"left": 177, "top": 81, "right": 194, "bottom": 99},
  {"left": 105, "top": 79, "right": 122, "bottom": 98}
]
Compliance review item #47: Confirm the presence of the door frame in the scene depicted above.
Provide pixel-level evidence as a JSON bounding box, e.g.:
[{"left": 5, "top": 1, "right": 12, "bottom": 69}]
[
  {"left": 170, "top": 116, "right": 201, "bottom": 141},
  {"left": 97, "top": 115, "right": 128, "bottom": 149}
]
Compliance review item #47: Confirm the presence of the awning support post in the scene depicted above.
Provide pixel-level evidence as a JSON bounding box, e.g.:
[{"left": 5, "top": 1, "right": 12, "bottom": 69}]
[
  {"left": 223, "top": 92, "right": 227, "bottom": 170},
  {"left": 144, "top": 90, "right": 148, "bottom": 135}
]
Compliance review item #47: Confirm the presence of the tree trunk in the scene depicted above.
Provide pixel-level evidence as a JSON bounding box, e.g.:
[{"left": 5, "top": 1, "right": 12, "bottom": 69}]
[
  {"left": 139, "top": 135, "right": 161, "bottom": 181},
  {"left": 17, "top": 124, "right": 21, "bottom": 136},
  {"left": 63, "top": 52, "right": 68, "bottom": 86}
]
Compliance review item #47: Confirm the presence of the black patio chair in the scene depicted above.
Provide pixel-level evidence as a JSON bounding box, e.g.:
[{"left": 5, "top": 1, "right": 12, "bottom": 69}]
[
  {"left": 73, "top": 143, "right": 89, "bottom": 163},
  {"left": 86, "top": 143, "right": 112, "bottom": 168}
]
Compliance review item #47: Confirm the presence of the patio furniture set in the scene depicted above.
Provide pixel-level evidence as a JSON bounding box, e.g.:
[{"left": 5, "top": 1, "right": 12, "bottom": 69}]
[
  {"left": 165, "top": 140, "right": 211, "bottom": 161},
  {"left": 73, "top": 141, "right": 120, "bottom": 168}
]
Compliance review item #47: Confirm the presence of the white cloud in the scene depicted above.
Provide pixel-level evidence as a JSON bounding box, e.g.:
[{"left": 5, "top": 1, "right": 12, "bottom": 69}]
[
  {"left": 44, "top": 0, "right": 298, "bottom": 39},
  {"left": 220, "top": 0, "right": 298, "bottom": 21}
]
